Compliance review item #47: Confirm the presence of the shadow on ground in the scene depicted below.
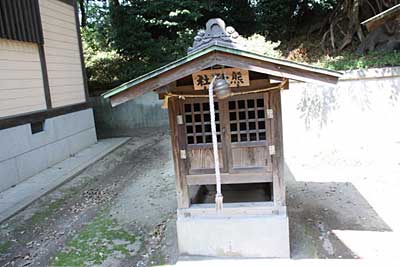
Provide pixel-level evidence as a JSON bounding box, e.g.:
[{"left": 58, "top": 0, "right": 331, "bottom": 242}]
[{"left": 285, "top": 163, "right": 392, "bottom": 259}]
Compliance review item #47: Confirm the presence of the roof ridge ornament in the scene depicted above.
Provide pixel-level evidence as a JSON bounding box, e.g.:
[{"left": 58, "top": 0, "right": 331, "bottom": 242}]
[{"left": 188, "top": 18, "right": 245, "bottom": 54}]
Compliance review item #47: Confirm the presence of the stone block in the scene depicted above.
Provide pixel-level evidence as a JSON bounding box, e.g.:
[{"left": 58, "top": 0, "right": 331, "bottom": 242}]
[
  {"left": 67, "top": 127, "right": 97, "bottom": 156},
  {"left": 52, "top": 108, "right": 95, "bottom": 140},
  {"left": 15, "top": 146, "right": 49, "bottom": 182},
  {"left": 76, "top": 108, "right": 95, "bottom": 129},
  {"left": 46, "top": 138, "right": 70, "bottom": 166},
  {"left": 0, "top": 124, "right": 31, "bottom": 162},
  {"left": 177, "top": 213, "right": 290, "bottom": 258},
  {"left": 50, "top": 112, "right": 75, "bottom": 141},
  {"left": 0, "top": 158, "right": 18, "bottom": 192}
]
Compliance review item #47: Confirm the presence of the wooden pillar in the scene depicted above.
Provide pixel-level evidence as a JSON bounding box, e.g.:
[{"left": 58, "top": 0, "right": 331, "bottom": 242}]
[
  {"left": 269, "top": 90, "right": 286, "bottom": 206},
  {"left": 168, "top": 97, "right": 190, "bottom": 208},
  {"left": 219, "top": 99, "right": 233, "bottom": 173}
]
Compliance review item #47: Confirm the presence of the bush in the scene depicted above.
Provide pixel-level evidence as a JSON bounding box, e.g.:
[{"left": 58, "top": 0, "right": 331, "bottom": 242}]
[
  {"left": 240, "top": 34, "right": 282, "bottom": 58},
  {"left": 317, "top": 51, "right": 400, "bottom": 70}
]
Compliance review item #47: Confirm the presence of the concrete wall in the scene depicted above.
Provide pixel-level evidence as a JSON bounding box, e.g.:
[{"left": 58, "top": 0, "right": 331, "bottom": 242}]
[
  {"left": 281, "top": 67, "right": 400, "bottom": 179},
  {"left": 92, "top": 92, "right": 169, "bottom": 137},
  {"left": 0, "top": 109, "right": 97, "bottom": 192},
  {"left": 94, "top": 67, "right": 400, "bottom": 150}
]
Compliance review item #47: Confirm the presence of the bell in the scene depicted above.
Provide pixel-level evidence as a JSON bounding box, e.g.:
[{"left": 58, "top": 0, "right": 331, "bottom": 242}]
[{"left": 213, "top": 76, "right": 231, "bottom": 99}]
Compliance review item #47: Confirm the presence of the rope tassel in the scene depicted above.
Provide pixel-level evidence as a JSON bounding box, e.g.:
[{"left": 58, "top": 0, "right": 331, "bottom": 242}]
[
  {"left": 208, "top": 76, "right": 224, "bottom": 212},
  {"left": 215, "top": 193, "right": 224, "bottom": 212}
]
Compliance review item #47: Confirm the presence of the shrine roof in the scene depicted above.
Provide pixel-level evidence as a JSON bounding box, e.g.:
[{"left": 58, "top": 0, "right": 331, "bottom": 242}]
[
  {"left": 102, "top": 18, "right": 342, "bottom": 107},
  {"left": 102, "top": 44, "right": 342, "bottom": 106}
]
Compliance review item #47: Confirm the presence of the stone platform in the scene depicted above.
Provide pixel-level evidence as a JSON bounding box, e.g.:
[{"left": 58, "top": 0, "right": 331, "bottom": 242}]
[{"left": 176, "top": 202, "right": 290, "bottom": 258}]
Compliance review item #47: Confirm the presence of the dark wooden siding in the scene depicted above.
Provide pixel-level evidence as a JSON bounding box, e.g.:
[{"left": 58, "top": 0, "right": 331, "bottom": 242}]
[{"left": 0, "top": 0, "right": 44, "bottom": 44}]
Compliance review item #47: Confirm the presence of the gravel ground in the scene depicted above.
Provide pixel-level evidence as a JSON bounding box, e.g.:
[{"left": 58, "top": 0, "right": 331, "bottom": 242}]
[
  {"left": 0, "top": 127, "right": 399, "bottom": 266},
  {"left": 0, "top": 128, "right": 177, "bottom": 267}
]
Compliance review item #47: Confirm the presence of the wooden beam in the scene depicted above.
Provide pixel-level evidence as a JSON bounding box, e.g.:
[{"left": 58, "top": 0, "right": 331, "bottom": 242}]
[
  {"left": 219, "top": 99, "right": 233, "bottom": 173},
  {"left": 73, "top": 0, "right": 90, "bottom": 101},
  {"left": 159, "top": 79, "right": 278, "bottom": 100},
  {"left": 268, "top": 90, "right": 286, "bottom": 206},
  {"left": 0, "top": 102, "right": 90, "bottom": 130},
  {"left": 263, "top": 92, "right": 273, "bottom": 173},
  {"left": 168, "top": 97, "right": 190, "bottom": 208},
  {"left": 173, "top": 78, "right": 270, "bottom": 94},
  {"left": 187, "top": 172, "right": 272, "bottom": 186},
  {"left": 215, "top": 52, "right": 339, "bottom": 85},
  {"left": 38, "top": 44, "right": 52, "bottom": 109},
  {"left": 110, "top": 54, "right": 217, "bottom": 107}
]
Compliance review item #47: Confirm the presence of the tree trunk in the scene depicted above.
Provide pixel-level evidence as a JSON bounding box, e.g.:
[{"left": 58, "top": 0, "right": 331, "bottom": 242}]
[{"left": 319, "top": 0, "right": 392, "bottom": 53}]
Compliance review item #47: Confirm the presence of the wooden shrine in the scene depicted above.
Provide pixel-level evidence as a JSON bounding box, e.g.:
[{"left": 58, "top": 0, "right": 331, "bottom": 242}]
[{"left": 103, "top": 18, "right": 341, "bottom": 258}]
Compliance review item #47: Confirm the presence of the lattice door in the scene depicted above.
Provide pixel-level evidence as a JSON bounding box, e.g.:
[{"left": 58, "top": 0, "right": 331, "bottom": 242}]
[
  {"left": 182, "top": 92, "right": 273, "bottom": 175},
  {"left": 227, "top": 93, "right": 272, "bottom": 171}
]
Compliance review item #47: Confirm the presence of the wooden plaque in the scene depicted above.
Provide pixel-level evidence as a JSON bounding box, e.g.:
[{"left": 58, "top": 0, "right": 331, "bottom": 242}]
[{"left": 192, "top": 68, "right": 250, "bottom": 90}]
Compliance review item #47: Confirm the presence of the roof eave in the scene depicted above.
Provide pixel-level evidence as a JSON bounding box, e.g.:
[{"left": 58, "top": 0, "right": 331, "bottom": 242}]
[{"left": 102, "top": 45, "right": 342, "bottom": 102}]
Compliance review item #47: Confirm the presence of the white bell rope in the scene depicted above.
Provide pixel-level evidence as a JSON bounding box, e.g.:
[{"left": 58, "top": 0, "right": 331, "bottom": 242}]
[{"left": 208, "top": 76, "right": 223, "bottom": 212}]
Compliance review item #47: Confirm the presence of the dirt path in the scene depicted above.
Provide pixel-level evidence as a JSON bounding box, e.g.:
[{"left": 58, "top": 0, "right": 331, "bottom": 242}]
[
  {"left": 0, "top": 129, "right": 178, "bottom": 267},
  {"left": 1, "top": 127, "right": 397, "bottom": 266}
]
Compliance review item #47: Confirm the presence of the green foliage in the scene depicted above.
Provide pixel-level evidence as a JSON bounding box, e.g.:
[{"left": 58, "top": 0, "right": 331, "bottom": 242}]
[
  {"left": 240, "top": 34, "right": 282, "bottom": 58},
  {"left": 255, "top": 0, "right": 297, "bottom": 41},
  {"left": 82, "top": 0, "right": 259, "bottom": 91},
  {"left": 255, "top": 0, "right": 337, "bottom": 40},
  {"left": 198, "top": 0, "right": 257, "bottom": 37},
  {"left": 81, "top": 0, "right": 399, "bottom": 92},
  {"left": 318, "top": 51, "right": 400, "bottom": 70},
  {"left": 83, "top": 0, "right": 204, "bottom": 91}
]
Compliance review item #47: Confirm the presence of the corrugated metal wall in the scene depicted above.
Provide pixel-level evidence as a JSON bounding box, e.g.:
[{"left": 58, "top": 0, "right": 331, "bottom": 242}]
[{"left": 0, "top": 0, "right": 43, "bottom": 44}]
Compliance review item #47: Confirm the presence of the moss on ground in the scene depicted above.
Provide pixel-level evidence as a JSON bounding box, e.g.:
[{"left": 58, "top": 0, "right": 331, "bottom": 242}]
[
  {"left": 0, "top": 240, "right": 12, "bottom": 254},
  {"left": 29, "top": 198, "right": 65, "bottom": 226},
  {"left": 302, "top": 223, "right": 320, "bottom": 258},
  {"left": 20, "top": 179, "right": 90, "bottom": 228},
  {"left": 149, "top": 251, "right": 166, "bottom": 266},
  {"left": 51, "top": 216, "right": 137, "bottom": 267}
]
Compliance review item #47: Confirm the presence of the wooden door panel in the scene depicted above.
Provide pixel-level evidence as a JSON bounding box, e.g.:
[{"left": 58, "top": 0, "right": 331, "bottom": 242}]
[
  {"left": 232, "top": 146, "right": 268, "bottom": 168},
  {"left": 188, "top": 147, "right": 223, "bottom": 173},
  {"left": 227, "top": 93, "right": 272, "bottom": 172}
]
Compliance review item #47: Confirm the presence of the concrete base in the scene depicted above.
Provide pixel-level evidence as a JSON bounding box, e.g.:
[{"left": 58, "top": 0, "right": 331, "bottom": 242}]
[
  {"left": 0, "top": 108, "right": 97, "bottom": 192},
  {"left": 177, "top": 205, "right": 290, "bottom": 258}
]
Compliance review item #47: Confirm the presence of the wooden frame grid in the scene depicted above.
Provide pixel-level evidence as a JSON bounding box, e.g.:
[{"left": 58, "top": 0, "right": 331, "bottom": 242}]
[
  {"left": 184, "top": 100, "right": 221, "bottom": 145},
  {"left": 228, "top": 94, "right": 267, "bottom": 144}
]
